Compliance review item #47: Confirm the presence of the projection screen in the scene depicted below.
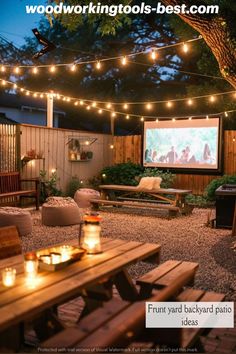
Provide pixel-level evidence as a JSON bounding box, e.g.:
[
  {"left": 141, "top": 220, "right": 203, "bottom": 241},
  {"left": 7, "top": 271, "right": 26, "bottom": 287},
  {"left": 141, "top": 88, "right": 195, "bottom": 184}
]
[{"left": 143, "top": 118, "right": 221, "bottom": 170}]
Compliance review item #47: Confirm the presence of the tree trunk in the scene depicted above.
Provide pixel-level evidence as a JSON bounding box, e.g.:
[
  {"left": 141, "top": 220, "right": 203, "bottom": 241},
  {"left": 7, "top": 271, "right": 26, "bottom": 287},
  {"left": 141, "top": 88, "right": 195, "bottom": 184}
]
[{"left": 161, "top": 0, "right": 236, "bottom": 89}]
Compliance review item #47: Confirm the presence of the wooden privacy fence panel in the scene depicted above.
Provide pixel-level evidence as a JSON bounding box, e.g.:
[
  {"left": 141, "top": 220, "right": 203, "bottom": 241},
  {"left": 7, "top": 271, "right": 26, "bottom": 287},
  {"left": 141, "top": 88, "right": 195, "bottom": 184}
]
[
  {"left": 0, "top": 124, "right": 19, "bottom": 172},
  {"left": 20, "top": 124, "right": 113, "bottom": 193},
  {"left": 113, "top": 131, "right": 236, "bottom": 194}
]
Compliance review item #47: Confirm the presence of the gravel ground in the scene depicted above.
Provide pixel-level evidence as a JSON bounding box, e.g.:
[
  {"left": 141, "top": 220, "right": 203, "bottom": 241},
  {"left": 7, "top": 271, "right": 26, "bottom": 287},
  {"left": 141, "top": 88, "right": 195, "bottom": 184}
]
[{"left": 22, "top": 207, "right": 236, "bottom": 301}]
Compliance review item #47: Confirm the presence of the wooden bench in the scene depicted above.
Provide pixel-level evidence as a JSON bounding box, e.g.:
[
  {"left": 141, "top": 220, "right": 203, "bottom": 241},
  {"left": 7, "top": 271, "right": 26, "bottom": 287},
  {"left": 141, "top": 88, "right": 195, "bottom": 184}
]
[
  {"left": 42, "top": 270, "right": 225, "bottom": 351},
  {"left": 97, "top": 184, "right": 193, "bottom": 216},
  {"left": 0, "top": 171, "right": 40, "bottom": 210},
  {"left": 0, "top": 226, "right": 21, "bottom": 259},
  {"left": 137, "top": 260, "right": 199, "bottom": 298},
  {"left": 90, "top": 198, "right": 180, "bottom": 217}
]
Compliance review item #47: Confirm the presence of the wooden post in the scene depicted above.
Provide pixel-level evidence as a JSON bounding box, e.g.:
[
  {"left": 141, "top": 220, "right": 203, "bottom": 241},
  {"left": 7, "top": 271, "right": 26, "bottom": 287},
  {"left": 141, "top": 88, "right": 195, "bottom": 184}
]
[{"left": 47, "top": 93, "right": 54, "bottom": 128}]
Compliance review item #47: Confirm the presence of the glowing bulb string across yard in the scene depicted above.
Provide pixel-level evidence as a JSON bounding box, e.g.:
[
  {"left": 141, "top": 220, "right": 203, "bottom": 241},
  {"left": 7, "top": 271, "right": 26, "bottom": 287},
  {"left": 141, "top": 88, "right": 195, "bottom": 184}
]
[{"left": 0, "top": 77, "right": 236, "bottom": 121}]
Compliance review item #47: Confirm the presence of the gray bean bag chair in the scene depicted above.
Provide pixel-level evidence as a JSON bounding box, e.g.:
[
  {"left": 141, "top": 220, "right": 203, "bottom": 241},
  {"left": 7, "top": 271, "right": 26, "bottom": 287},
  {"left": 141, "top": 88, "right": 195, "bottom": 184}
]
[
  {"left": 42, "top": 197, "right": 81, "bottom": 226},
  {"left": 0, "top": 207, "right": 32, "bottom": 236}
]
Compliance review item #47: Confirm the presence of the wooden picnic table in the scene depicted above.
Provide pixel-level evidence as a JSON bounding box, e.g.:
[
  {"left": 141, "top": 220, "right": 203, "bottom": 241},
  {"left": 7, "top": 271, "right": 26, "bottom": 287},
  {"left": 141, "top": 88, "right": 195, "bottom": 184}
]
[
  {"left": 0, "top": 237, "right": 160, "bottom": 349},
  {"left": 92, "top": 184, "right": 193, "bottom": 216}
]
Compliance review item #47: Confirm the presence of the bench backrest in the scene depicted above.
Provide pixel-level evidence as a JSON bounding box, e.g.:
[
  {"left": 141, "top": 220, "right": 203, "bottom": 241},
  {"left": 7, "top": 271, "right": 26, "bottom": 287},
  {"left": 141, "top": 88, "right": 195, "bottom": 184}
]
[
  {"left": 0, "top": 226, "right": 22, "bottom": 259},
  {"left": 0, "top": 172, "right": 20, "bottom": 194}
]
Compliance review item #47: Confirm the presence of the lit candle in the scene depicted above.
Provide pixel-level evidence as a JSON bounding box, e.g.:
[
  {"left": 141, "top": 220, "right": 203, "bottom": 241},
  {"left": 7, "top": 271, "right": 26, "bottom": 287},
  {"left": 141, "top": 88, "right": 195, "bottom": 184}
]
[
  {"left": 60, "top": 245, "right": 72, "bottom": 262},
  {"left": 24, "top": 253, "right": 38, "bottom": 279},
  {"left": 40, "top": 255, "right": 51, "bottom": 264},
  {"left": 2, "top": 268, "right": 16, "bottom": 287},
  {"left": 82, "top": 215, "right": 102, "bottom": 254},
  {"left": 50, "top": 252, "right": 61, "bottom": 264}
]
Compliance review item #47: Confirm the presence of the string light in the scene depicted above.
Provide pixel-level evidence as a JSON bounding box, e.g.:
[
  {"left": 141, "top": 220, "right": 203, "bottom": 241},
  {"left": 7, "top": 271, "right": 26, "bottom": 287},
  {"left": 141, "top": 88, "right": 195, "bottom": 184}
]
[
  {"left": 92, "top": 102, "right": 97, "bottom": 108},
  {"left": 98, "top": 109, "right": 103, "bottom": 114},
  {"left": 224, "top": 111, "right": 228, "bottom": 117},
  {"left": 70, "top": 64, "right": 76, "bottom": 72},
  {"left": 121, "top": 56, "right": 127, "bottom": 66},
  {"left": 189, "top": 116, "right": 192, "bottom": 120},
  {"left": 183, "top": 43, "right": 189, "bottom": 53},
  {"left": 80, "top": 100, "right": 84, "bottom": 106},
  {"left": 96, "top": 61, "right": 101, "bottom": 70},
  {"left": 32, "top": 67, "right": 38, "bottom": 74},
  {"left": 146, "top": 103, "right": 152, "bottom": 110},
  {"left": 13, "top": 83, "right": 17, "bottom": 89},
  {"left": 40, "top": 93, "right": 44, "bottom": 98},
  {"left": 126, "top": 115, "right": 130, "bottom": 120},
  {"left": 140, "top": 117, "right": 144, "bottom": 122},
  {"left": 206, "top": 115, "right": 209, "bottom": 120},
  {"left": 1, "top": 80, "right": 6, "bottom": 86},
  {"left": 111, "top": 112, "right": 116, "bottom": 118},
  {"left": 33, "top": 93, "right": 38, "bottom": 98},
  {"left": 156, "top": 118, "right": 159, "bottom": 122},
  {"left": 123, "top": 103, "right": 129, "bottom": 110},
  {"left": 150, "top": 49, "right": 157, "bottom": 61},
  {"left": 74, "top": 101, "right": 78, "bottom": 106},
  {"left": 1, "top": 66, "right": 6, "bottom": 72},
  {"left": 233, "top": 137, "right": 236, "bottom": 142},
  {"left": 167, "top": 101, "right": 173, "bottom": 108},
  {"left": 86, "top": 105, "right": 91, "bottom": 110},
  {"left": 187, "top": 99, "right": 193, "bottom": 106},
  {"left": 26, "top": 91, "right": 30, "bottom": 96},
  {"left": 172, "top": 118, "right": 176, "bottom": 122},
  {"left": 14, "top": 67, "right": 20, "bottom": 74},
  {"left": 106, "top": 103, "right": 112, "bottom": 109},
  {"left": 210, "top": 95, "right": 216, "bottom": 103},
  {"left": 110, "top": 144, "right": 114, "bottom": 149},
  {"left": 66, "top": 98, "right": 71, "bottom": 102},
  {"left": 50, "top": 65, "right": 56, "bottom": 73},
  {"left": 20, "top": 88, "right": 24, "bottom": 92}
]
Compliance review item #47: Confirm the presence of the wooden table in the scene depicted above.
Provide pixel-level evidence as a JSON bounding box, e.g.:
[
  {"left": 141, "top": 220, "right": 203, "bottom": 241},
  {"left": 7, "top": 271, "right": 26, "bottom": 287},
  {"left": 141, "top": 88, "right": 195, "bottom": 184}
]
[
  {"left": 95, "top": 184, "right": 193, "bottom": 215},
  {"left": 0, "top": 238, "right": 160, "bottom": 348}
]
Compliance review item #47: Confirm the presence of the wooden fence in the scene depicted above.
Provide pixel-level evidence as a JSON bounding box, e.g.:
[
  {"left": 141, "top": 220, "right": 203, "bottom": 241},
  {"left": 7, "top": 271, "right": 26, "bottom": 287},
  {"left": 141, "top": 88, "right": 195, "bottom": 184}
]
[
  {"left": 0, "top": 124, "right": 20, "bottom": 172},
  {"left": 113, "top": 131, "right": 236, "bottom": 194},
  {"left": 20, "top": 124, "right": 113, "bottom": 192}
]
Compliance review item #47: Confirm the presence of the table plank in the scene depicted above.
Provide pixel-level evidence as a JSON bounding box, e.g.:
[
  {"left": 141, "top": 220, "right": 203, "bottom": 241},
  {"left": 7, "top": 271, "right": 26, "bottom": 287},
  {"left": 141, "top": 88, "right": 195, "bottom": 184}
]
[
  {"left": 0, "top": 239, "right": 131, "bottom": 300},
  {"left": 0, "top": 241, "right": 160, "bottom": 332}
]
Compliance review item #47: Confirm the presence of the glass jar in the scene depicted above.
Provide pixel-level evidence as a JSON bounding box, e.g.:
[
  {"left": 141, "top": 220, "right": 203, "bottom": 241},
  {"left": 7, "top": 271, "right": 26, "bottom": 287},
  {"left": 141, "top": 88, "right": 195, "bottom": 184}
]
[{"left": 82, "top": 215, "right": 102, "bottom": 254}]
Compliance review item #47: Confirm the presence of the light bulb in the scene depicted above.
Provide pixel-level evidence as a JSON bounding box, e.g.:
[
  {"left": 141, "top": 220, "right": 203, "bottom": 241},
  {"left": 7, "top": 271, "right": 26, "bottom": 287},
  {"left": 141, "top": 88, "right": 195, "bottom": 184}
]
[
  {"left": 189, "top": 116, "right": 192, "bottom": 120},
  {"left": 70, "top": 64, "right": 76, "bottom": 72},
  {"left": 13, "top": 83, "right": 17, "bottom": 89},
  {"left": 96, "top": 61, "right": 101, "bottom": 70},
  {"left": 1, "top": 66, "right": 6, "bottom": 72},
  {"left": 111, "top": 112, "right": 116, "bottom": 118},
  {"left": 40, "top": 94, "right": 44, "bottom": 98},
  {"left": 206, "top": 115, "right": 209, "bottom": 120},
  {"left": 146, "top": 103, "right": 152, "bottom": 110},
  {"left": 224, "top": 112, "right": 228, "bottom": 117},
  {"left": 151, "top": 49, "right": 157, "bottom": 61},
  {"left": 187, "top": 99, "right": 193, "bottom": 106},
  {"left": 183, "top": 43, "right": 189, "bottom": 53},
  {"left": 50, "top": 65, "right": 56, "bottom": 73},
  {"left": 140, "top": 117, "right": 144, "bottom": 122},
  {"left": 167, "top": 101, "right": 173, "bottom": 108},
  {"left": 33, "top": 93, "right": 38, "bottom": 97},
  {"left": 172, "top": 118, "right": 176, "bottom": 122},
  {"left": 66, "top": 98, "right": 71, "bottom": 102},
  {"left": 92, "top": 102, "right": 97, "bottom": 108},
  {"left": 86, "top": 105, "right": 91, "bottom": 110},
  {"left": 121, "top": 56, "right": 127, "bottom": 66},
  {"left": 123, "top": 103, "right": 128, "bottom": 110},
  {"left": 110, "top": 144, "right": 114, "bottom": 149},
  {"left": 210, "top": 95, "right": 216, "bottom": 102},
  {"left": 74, "top": 101, "right": 78, "bottom": 106},
  {"left": 1, "top": 80, "right": 6, "bottom": 86},
  {"left": 32, "top": 67, "right": 38, "bottom": 74},
  {"left": 98, "top": 109, "right": 103, "bottom": 114},
  {"left": 156, "top": 118, "right": 159, "bottom": 122},
  {"left": 126, "top": 115, "right": 130, "bottom": 120},
  {"left": 20, "top": 88, "right": 24, "bottom": 92},
  {"left": 80, "top": 100, "right": 84, "bottom": 106},
  {"left": 14, "top": 66, "right": 20, "bottom": 74},
  {"left": 106, "top": 103, "right": 112, "bottom": 109},
  {"left": 63, "top": 97, "right": 66, "bottom": 101},
  {"left": 26, "top": 91, "right": 30, "bottom": 96}
]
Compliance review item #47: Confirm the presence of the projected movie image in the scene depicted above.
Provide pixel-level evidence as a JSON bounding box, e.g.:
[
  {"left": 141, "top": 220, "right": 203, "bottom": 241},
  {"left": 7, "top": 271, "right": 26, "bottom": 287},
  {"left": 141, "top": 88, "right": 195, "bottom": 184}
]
[{"left": 143, "top": 118, "right": 220, "bottom": 170}]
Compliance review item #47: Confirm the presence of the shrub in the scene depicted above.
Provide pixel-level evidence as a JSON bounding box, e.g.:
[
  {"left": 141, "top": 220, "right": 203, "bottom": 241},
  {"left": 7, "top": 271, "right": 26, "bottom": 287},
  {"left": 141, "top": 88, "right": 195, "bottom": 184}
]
[
  {"left": 205, "top": 175, "right": 236, "bottom": 201},
  {"left": 39, "top": 170, "right": 62, "bottom": 201},
  {"left": 138, "top": 168, "right": 176, "bottom": 188},
  {"left": 66, "top": 175, "right": 83, "bottom": 197},
  {"left": 101, "top": 162, "right": 144, "bottom": 186}
]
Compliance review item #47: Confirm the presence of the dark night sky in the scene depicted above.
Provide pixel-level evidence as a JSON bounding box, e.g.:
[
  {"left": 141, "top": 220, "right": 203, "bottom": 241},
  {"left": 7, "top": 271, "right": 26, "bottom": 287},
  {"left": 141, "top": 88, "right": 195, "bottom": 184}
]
[{"left": 0, "top": 0, "right": 42, "bottom": 47}]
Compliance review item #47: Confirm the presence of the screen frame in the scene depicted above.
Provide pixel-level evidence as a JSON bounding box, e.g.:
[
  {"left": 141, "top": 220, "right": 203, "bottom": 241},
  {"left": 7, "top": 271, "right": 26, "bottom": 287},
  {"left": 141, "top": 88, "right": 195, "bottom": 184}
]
[{"left": 141, "top": 117, "right": 223, "bottom": 175}]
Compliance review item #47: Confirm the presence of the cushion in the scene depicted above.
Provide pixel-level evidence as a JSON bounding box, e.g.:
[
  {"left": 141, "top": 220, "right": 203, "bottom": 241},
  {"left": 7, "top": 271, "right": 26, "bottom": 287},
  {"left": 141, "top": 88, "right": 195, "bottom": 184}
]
[
  {"left": 137, "top": 177, "right": 162, "bottom": 190},
  {"left": 0, "top": 207, "right": 32, "bottom": 236}
]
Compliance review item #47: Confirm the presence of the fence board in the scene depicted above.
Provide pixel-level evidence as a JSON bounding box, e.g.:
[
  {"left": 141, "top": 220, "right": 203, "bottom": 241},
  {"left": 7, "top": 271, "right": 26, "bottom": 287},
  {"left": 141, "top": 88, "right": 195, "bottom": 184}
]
[{"left": 113, "top": 131, "right": 236, "bottom": 194}]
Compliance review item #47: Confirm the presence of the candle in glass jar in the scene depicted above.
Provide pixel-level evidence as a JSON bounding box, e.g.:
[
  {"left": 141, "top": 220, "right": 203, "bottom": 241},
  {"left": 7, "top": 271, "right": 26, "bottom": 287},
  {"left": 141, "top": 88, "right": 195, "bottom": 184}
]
[
  {"left": 2, "top": 268, "right": 16, "bottom": 287},
  {"left": 82, "top": 215, "right": 102, "bottom": 254},
  {"left": 24, "top": 253, "right": 38, "bottom": 278},
  {"left": 50, "top": 252, "right": 61, "bottom": 264},
  {"left": 60, "top": 245, "right": 72, "bottom": 262}
]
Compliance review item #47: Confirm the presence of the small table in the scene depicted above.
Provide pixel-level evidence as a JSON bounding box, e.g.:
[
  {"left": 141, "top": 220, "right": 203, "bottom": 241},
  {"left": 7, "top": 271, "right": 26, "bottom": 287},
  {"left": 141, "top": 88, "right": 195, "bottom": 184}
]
[{"left": 0, "top": 238, "right": 160, "bottom": 349}]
